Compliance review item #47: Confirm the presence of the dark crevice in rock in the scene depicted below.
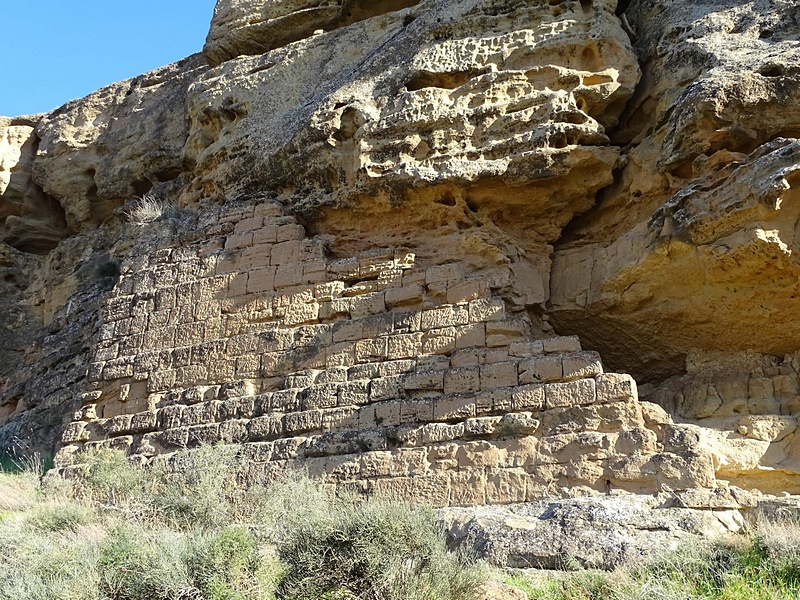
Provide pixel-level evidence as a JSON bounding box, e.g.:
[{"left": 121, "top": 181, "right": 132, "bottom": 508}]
[
  {"left": 335, "top": 0, "right": 421, "bottom": 29},
  {"left": 615, "top": 0, "right": 633, "bottom": 16},
  {"left": 1, "top": 130, "right": 69, "bottom": 254},
  {"left": 545, "top": 10, "right": 688, "bottom": 384},
  {"left": 406, "top": 68, "right": 489, "bottom": 92}
]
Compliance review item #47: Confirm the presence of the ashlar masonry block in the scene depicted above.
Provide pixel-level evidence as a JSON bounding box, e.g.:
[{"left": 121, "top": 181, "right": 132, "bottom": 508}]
[
  {"left": 545, "top": 378, "right": 597, "bottom": 409},
  {"left": 426, "top": 263, "right": 464, "bottom": 285},
  {"left": 338, "top": 380, "right": 370, "bottom": 406},
  {"left": 283, "top": 301, "right": 319, "bottom": 326},
  {"left": 385, "top": 284, "right": 424, "bottom": 308},
  {"left": 486, "top": 469, "right": 528, "bottom": 504},
  {"left": 512, "top": 384, "right": 545, "bottom": 411},
  {"left": 225, "top": 232, "right": 253, "bottom": 250},
  {"left": 326, "top": 342, "right": 356, "bottom": 367},
  {"left": 299, "top": 384, "right": 339, "bottom": 410},
  {"left": 411, "top": 474, "right": 450, "bottom": 506},
  {"left": 447, "top": 279, "right": 489, "bottom": 304},
  {"left": 433, "top": 394, "right": 476, "bottom": 422},
  {"left": 404, "top": 370, "right": 445, "bottom": 393},
  {"left": 480, "top": 361, "right": 518, "bottom": 390},
  {"left": 387, "top": 333, "right": 424, "bottom": 360},
  {"left": 422, "top": 327, "right": 456, "bottom": 355},
  {"left": 420, "top": 305, "right": 469, "bottom": 330},
  {"left": 449, "top": 471, "right": 487, "bottom": 506},
  {"left": 519, "top": 355, "right": 563, "bottom": 384},
  {"left": 360, "top": 451, "right": 393, "bottom": 478},
  {"left": 468, "top": 298, "right": 504, "bottom": 323},
  {"left": 247, "top": 267, "right": 276, "bottom": 294},
  {"left": 284, "top": 410, "right": 323, "bottom": 434},
  {"left": 444, "top": 367, "right": 481, "bottom": 394},
  {"left": 349, "top": 292, "right": 386, "bottom": 317},
  {"left": 537, "top": 431, "right": 613, "bottom": 464},
  {"left": 277, "top": 223, "right": 305, "bottom": 242},
  {"left": 543, "top": 335, "right": 582, "bottom": 353},
  {"left": 274, "top": 263, "right": 306, "bottom": 289},
  {"left": 370, "top": 376, "right": 403, "bottom": 401},
  {"left": 400, "top": 399, "right": 434, "bottom": 424},
  {"left": 321, "top": 407, "right": 359, "bottom": 432},
  {"left": 354, "top": 338, "right": 388, "bottom": 363},
  {"left": 234, "top": 216, "right": 264, "bottom": 233},
  {"left": 562, "top": 351, "right": 604, "bottom": 381},
  {"left": 595, "top": 373, "right": 638, "bottom": 403},
  {"left": 61, "top": 422, "right": 89, "bottom": 444},
  {"left": 327, "top": 257, "right": 360, "bottom": 281},
  {"left": 315, "top": 367, "right": 348, "bottom": 384},
  {"left": 374, "top": 401, "right": 401, "bottom": 427}
]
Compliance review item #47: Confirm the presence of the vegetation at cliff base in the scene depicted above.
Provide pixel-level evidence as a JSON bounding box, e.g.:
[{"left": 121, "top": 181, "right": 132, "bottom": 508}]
[
  {"left": 505, "top": 518, "right": 800, "bottom": 600},
  {"left": 0, "top": 447, "right": 483, "bottom": 600},
  {"left": 2, "top": 446, "right": 800, "bottom": 600}
]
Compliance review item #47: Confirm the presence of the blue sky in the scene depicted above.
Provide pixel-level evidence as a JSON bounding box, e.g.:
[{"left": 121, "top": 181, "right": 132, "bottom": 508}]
[{"left": 2, "top": 1, "right": 217, "bottom": 117}]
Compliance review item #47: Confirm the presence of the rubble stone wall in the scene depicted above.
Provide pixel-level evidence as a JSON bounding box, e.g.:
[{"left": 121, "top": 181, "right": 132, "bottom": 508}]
[{"left": 54, "top": 199, "right": 715, "bottom": 506}]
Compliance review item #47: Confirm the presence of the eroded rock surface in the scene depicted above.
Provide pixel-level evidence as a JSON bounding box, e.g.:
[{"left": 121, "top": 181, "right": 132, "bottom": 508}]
[
  {"left": 549, "top": 0, "right": 800, "bottom": 380},
  {"left": 33, "top": 55, "right": 209, "bottom": 233},
  {"left": 0, "top": 118, "right": 68, "bottom": 253},
  {"left": 444, "top": 495, "right": 744, "bottom": 569},
  {"left": 0, "top": 0, "right": 799, "bottom": 565},
  {"left": 183, "top": 0, "right": 639, "bottom": 325}
]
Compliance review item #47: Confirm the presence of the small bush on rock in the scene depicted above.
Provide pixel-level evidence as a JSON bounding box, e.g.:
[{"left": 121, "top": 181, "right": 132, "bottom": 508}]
[{"left": 124, "top": 193, "right": 173, "bottom": 226}]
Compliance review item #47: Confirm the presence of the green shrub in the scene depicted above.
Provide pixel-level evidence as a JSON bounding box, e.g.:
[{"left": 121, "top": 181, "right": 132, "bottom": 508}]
[
  {"left": 148, "top": 444, "right": 260, "bottom": 529},
  {"left": 1, "top": 447, "right": 486, "bottom": 600},
  {"left": 190, "top": 526, "right": 278, "bottom": 600},
  {"left": 0, "top": 470, "right": 39, "bottom": 512},
  {"left": 98, "top": 524, "right": 197, "bottom": 600},
  {"left": 0, "top": 526, "right": 102, "bottom": 600},
  {"left": 28, "top": 501, "right": 96, "bottom": 533},
  {"left": 264, "top": 476, "right": 484, "bottom": 600},
  {"left": 75, "top": 448, "right": 145, "bottom": 506}
]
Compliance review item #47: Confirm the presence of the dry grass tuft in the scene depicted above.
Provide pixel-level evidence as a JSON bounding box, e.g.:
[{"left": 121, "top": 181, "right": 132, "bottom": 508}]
[{"left": 124, "top": 193, "right": 171, "bottom": 226}]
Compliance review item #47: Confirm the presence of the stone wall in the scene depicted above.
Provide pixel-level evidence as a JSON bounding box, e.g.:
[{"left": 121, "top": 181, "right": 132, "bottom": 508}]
[
  {"left": 641, "top": 352, "right": 800, "bottom": 495},
  {"left": 54, "top": 199, "right": 714, "bottom": 506}
]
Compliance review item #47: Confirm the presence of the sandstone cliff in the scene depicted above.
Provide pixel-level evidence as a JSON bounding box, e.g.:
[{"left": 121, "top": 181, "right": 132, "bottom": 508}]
[{"left": 1, "top": 0, "right": 799, "bottom": 563}]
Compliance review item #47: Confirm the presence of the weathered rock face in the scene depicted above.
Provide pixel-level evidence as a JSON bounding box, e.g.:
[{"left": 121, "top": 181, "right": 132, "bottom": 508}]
[
  {"left": 184, "top": 0, "right": 640, "bottom": 322},
  {"left": 444, "top": 494, "right": 747, "bottom": 569},
  {"left": 1, "top": 0, "right": 800, "bottom": 560},
  {"left": 192, "top": 0, "right": 636, "bottom": 207},
  {"left": 0, "top": 118, "right": 68, "bottom": 254},
  {"left": 549, "top": 0, "right": 800, "bottom": 381},
  {"left": 33, "top": 55, "right": 209, "bottom": 234}
]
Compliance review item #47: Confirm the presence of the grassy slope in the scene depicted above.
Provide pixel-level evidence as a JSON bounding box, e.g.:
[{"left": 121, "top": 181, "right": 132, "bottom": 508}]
[
  {"left": 2, "top": 447, "right": 800, "bottom": 600},
  {"left": 0, "top": 447, "right": 483, "bottom": 600}
]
